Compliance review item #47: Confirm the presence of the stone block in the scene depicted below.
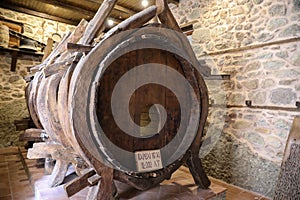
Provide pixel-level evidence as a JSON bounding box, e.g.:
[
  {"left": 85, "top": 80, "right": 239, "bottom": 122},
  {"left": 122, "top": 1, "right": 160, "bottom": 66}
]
[
  {"left": 267, "top": 136, "right": 282, "bottom": 149},
  {"left": 230, "top": 6, "right": 244, "bottom": 16},
  {"left": 241, "top": 79, "right": 259, "bottom": 90},
  {"left": 252, "top": 0, "right": 263, "bottom": 4},
  {"left": 263, "top": 60, "right": 285, "bottom": 70},
  {"left": 245, "top": 132, "right": 265, "bottom": 147},
  {"left": 290, "top": 53, "right": 300, "bottom": 66},
  {"left": 270, "top": 88, "right": 296, "bottom": 104},
  {"left": 268, "top": 4, "right": 287, "bottom": 16},
  {"left": 232, "top": 119, "right": 253, "bottom": 129},
  {"left": 292, "top": 0, "right": 300, "bottom": 12},
  {"left": 192, "top": 28, "right": 211, "bottom": 43},
  {"left": 267, "top": 18, "right": 288, "bottom": 31},
  {"left": 279, "top": 24, "right": 300, "bottom": 38}
]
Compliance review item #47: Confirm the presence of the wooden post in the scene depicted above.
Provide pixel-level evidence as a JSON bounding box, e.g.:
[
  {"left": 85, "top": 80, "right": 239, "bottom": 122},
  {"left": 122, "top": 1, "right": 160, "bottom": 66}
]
[
  {"left": 79, "top": 0, "right": 118, "bottom": 45},
  {"left": 48, "top": 159, "right": 69, "bottom": 187},
  {"left": 64, "top": 169, "right": 96, "bottom": 197},
  {"left": 44, "top": 155, "right": 55, "bottom": 175},
  {"left": 156, "top": 0, "right": 182, "bottom": 32},
  {"left": 42, "top": 38, "right": 53, "bottom": 62}
]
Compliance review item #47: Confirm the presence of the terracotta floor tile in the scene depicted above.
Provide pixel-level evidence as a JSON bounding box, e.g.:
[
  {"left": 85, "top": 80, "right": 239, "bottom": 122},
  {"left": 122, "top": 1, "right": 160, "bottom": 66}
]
[
  {"left": 231, "top": 191, "right": 261, "bottom": 200},
  {"left": 9, "top": 174, "right": 28, "bottom": 182},
  {"left": 0, "top": 156, "right": 5, "bottom": 163},
  {"left": 0, "top": 173, "right": 9, "bottom": 183},
  {"left": 11, "top": 185, "right": 34, "bottom": 197},
  {"left": 13, "top": 192, "right": 35, "bottom": 200},
  {"left": 0, "top": 147, "right": 273, "bottom": 200},
  {"left": 10, "top": 179, "right": 31, "bottom": 189},
  {"left": 7, "top": 160, "right": 22, "bottom": 166},
  {"left": 0, "top": 186, "right": 11, "bottom": 197},
  {"left": 0, "top": 195, "right": 12, "bottom": 200},
  {"left": 0, "top": 147, "right": 18, "bottom": 155},
  {"left": 0, "top": 168, "right": 8, "bottom": 175},
  {"left": 5, "top": 155, "right": 19, "bottom": 162},
  {"left": 0, "top": 162, "right": 7, "bottom": 168}
]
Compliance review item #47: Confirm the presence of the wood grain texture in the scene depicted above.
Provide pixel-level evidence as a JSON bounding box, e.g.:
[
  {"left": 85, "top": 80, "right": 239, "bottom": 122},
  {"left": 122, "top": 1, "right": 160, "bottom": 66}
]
[{"left": 79, "top": 0, "right": 117, "bottom": 45}]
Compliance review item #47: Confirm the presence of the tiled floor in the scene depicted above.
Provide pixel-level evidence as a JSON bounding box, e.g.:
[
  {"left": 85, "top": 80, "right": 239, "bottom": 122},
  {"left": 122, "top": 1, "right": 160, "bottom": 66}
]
[
  {"left": 0, "top": 147, "right": 270, "bottom": 200},
  {"left": 0, "top": 147, "right": 34, "bottom": 200}
]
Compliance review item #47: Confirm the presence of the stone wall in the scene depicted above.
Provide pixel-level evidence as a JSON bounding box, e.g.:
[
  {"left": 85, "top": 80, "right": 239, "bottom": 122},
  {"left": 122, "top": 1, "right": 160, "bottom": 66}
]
[
  {"left": 0, "top": 52, "right": 40, "bottom": 147},
  {"left": 172, "top": 0, "right": 300, "bottom": 198},
  {"left": 0, "top": 8, "right": 75, "bottom": 44},
  {"left": 0, "top": 8, "right": 75, "bottom": 148}
]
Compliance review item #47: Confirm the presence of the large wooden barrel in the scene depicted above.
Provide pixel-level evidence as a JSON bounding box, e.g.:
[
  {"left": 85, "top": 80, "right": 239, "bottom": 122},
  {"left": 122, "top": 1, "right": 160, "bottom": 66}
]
[
  {"left": 66, "top": 24, "right": 208, "bottom": 179},
  {"left": 26, "top": 7, "right": 210, "bottom": 192},
  {"left": 24, "top": 1, "right": 212, "bottom": 196}
]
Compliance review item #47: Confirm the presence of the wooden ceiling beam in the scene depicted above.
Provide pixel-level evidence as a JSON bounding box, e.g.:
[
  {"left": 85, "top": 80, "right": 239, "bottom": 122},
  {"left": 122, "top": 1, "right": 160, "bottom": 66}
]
[
  {"left": 0, "top": 3, "right": 78, "bottom": 25},
  {"left": 37, "top": 0, "right": 123, "bottom": 24},
  {"left": 86, "top": 0, "right": 137, "bottom": 15},
  {"left": 37, "top": 0, "right": 95, "bottom": 18},
  {"left": 168, "top": 0, "right": 179, "bottom": 5},
  {"left": 114, "top": 4, "right": 137, "bottom": 15},
  {"left": 0, "top": 1, "right": 122, "bottom": 26}
]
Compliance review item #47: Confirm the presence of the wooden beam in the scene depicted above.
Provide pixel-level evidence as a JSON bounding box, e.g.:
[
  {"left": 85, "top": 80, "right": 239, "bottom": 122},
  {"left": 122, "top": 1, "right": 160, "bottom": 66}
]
[
  {"left": 85, "top": 0, "right": 137, "bottom": 15},
  {"left": 0, "top": 3, "right": 78, "bottom": 25},
  {"left": 114, "top": 4, "right": 137, "bottom": 15},
  {"left": 1, "top": 1, "right": 122, "bottom": 26},
  {"left": 64, "top": 169, "right": 96, "bottom": 197},
  {"left": 36, "top": 0, "right": 95, "bottom": 17},
  {"left": 10, "top": 50, "right": 17, "bottom": 72},
  {"left": 169, "top": 0, "right": 179, "bottom": 5}
]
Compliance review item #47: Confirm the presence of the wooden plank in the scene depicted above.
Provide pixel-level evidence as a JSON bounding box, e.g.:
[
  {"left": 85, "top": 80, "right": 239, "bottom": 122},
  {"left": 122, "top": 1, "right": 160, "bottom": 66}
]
[
  {"left": 156, "top": 0, "right": 181, "bottom": 32},
  {"left": 85, "top": 0, "right": 137, "bottom": 15},
  {"left": 42, "top": 38, "right": 54, "bottom": 62},
  {"left": 43, "top": 56, "right": 75, "bottom": 77},
  {"left": 10, "top": 50, "right": 17, "bottom": 71},
  {"left": 43, "top": 19, "right": 88, "bottom": 77},
  {"left": 87, "top": 174, "right": 101, "bottom": 186},
  {"left": 79, "top": 0, "right": 118, "bottom": 45},
  {"left": 27, "top": 143, "right": 77, "bottom": 163},
  {"left": 27, "top": 72, "right": 43, "bottom": 129},
  {"left": 64, "top": 169, "right": 96, "bottom": 197},
  {"left": 14, "top": 117, "right": 35, "bottom": 131},
  {"left": 19, "top": 128, "right": 45, "bottom": 141},
  {"left": 48, "top": 159, "right": 69, "bottom": 187},
  {"left": 27, "top": 142, "right": 63, "bottom": 159},
  {"left": 102, "top": 5, "right": 157, "bottom": 40},
  {"left": 36, "top": 0, "right": 95, "bottom": 17},
  {"left": 67, "top": 43, "right": 93, "bottom": 53},
  {"left": 0, "top": 3, "right": 78, "bottom": 25},
  {"left": 44, "top": 155, "right": 55, "bottom": 175},
  {"left": 30, "top": 32, "right": 72, "bottom": 73}
]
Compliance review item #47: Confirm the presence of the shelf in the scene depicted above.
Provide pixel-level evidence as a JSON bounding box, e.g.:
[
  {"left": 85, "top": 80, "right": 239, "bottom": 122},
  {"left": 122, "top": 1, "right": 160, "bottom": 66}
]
[{"left": 0, "top": 46, "right": 43, "bottom": 71}]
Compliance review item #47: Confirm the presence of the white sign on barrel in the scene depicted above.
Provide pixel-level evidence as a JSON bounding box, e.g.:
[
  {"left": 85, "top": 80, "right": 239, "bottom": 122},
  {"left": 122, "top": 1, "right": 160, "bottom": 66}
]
[{"left": 135, "top": 150, "right": 163, "bottom": 172}]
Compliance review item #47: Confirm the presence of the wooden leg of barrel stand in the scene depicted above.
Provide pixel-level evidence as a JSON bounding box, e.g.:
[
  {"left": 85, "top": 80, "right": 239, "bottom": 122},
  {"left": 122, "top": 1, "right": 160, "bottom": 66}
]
[
  {"left": 48, "top": 159, "right": 69, "bottom": 187},
  {"left": 87, "top": 180, "right": 117, "bottom": 200},
  {"left": 186, "top": 153, "right": 210, "bottom": 189},
  {"left": 44, "top": 155, "right": 55, "bottom": 175},
  {"left": 87, "top": 167, "right": 116, "bottom": 200}
]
